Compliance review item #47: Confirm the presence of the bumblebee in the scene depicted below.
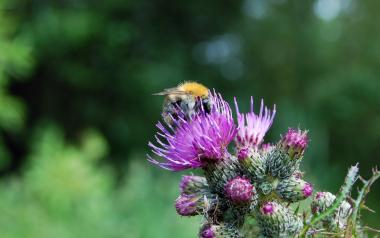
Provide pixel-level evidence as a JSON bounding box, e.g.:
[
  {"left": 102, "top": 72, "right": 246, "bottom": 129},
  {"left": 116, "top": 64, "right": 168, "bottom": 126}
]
[{"left": 154, "top": 82, "right": 212, "bottom": 126}]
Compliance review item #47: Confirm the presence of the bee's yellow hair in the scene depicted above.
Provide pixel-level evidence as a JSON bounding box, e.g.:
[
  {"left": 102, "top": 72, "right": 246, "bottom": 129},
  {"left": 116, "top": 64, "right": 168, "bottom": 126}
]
[{"left": 178, "top": 82, "right": 209, "bottom": 97}]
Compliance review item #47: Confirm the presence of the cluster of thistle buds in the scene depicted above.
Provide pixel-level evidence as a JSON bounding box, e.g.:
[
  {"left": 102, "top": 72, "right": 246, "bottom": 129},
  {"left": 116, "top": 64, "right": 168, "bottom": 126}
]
[
  {"left": 147, "top": 90, "right": 355, "bottom": 237},
  {"left": 310, "top": 192, "right": 353, "bottom": 231}
]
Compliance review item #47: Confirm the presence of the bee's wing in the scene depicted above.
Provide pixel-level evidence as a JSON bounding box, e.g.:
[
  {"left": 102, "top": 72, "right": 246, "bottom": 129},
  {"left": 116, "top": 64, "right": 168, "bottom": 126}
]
[{"left": 153, "top": 87, "right": 188, "bottom": 96}]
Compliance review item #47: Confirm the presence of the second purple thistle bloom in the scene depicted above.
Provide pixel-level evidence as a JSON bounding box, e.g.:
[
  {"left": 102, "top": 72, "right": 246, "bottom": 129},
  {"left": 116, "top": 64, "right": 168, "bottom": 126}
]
[{"left": 234, "top": 97, "right": 276, "bottom": 152}]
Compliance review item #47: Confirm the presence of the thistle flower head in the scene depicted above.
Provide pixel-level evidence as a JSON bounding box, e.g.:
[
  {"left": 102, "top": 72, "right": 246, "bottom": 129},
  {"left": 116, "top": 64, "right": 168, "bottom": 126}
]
[
  {"left": 224, "top": 176, "right": 254, "bottom": 203},
  {"left": 257, "top": 201, "right": 303, "bottom": 237},
  {"left": 148, "top": 91, "right": 237, "bottom": 171},
  {"left": 311, "top": 191, "right": 336, "bottom": 214},
  {"left": 237, "top": 148, "right": 249, "bottom": 160},
  {"left": 293, "top": 170, "right": 304, "bottom": 179},
  {"left": 179, "top": 175, "right": 208, "bottom": 195},
  {"left": 234, "top": 97, "right": 276, "bottom": 152},
  {"left": 261, "top": 143, "right": 275, "bottom": 156},
  {"left": 261, "top": 202, "right": 276, "bottom": 215},
  {"left": 200, "top": 224, "right": 242, "bottom": 238},
  {"left": 200, "top": 226, "right": 215, "bottom": 238},
  {"left": 281, "top": 128, "right": 308, "bottom": 159},
  {"left": 175, "top": 193, "right": 218, "bottom": 216},
  {"left": 175, "top": 194, "right": 201, "bottom": 216},
  {"left": 276, "top": 177, "right": 313, "bottom": 202},
  {"left": 335, "top": 201, "right": 353, "bottom": 229}
]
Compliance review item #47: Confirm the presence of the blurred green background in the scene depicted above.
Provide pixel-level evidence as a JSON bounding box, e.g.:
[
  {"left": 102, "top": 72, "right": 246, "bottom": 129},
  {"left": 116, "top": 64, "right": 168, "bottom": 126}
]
[{"left": 0, "top": 0, "right": 379, "bottom": 237}]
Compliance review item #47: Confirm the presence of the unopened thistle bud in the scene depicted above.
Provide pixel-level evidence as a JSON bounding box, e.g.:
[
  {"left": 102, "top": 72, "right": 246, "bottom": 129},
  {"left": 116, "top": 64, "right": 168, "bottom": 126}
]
[
  {"left": 311, "top": 192, "right": 336, "bottom": 215},
  {"left": 203, "top": 156, "right": 241, "bottom": 195},
  {"left": 180, "top": 175, "right": 208, "bottom": 195},
  {"left": 292, "top": 170, "right": 304, "bottom": 179},
  {"left": 335, "top": 200, "right": 352, "bottom": 230},
  {"left": 238, "top": 150, "right": 266, "bottom": 181},
  {"left": 199, "top": 224, "right": 242, "bottom": 238},
  {"left": 175, "top": 193, "right": 217, "bottom": 216},
  {"left": 258, "top": 181, "right": 275, "bottom": 195},
  {"left": 281, "top": 128, "right": 308, "bottom": 159},
  {"left": 224, "top": 177, "right": 255, "bottom": 204},
  {"left": 256, "top": 201, "right": 303, "bottom": 237},
  {"left": 276, "top": 177, "right": 313, "bottom": 202},
  {"left": 237, "top": 148, "right": 249, "bottom": 160},
  {"left": 261, "top": 143, "right": 274, "bottom": 155},
  {"left": 266, "top": 128, "right": 308, "bottom": 179}
]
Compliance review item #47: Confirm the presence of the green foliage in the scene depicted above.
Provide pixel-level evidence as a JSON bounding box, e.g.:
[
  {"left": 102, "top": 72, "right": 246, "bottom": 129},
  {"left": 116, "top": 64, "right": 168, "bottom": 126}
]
[
  {"left": 0, "top": 125, "right": 119, "bottom": 238},
  {"left": 0, "top": 0, "right": 33, "bottom": 168},
  {"left": 0, "top": 125, "right": 200, "bottom": 237}
]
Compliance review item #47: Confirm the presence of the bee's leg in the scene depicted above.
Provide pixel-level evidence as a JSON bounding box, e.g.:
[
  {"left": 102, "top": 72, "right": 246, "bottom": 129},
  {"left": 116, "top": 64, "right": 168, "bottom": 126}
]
[
  {"left": 161, "top": 101, "right": 178, "bottom": 126},
  {"left": 202, "top": 98, "right": 212, "bottom": 114}
]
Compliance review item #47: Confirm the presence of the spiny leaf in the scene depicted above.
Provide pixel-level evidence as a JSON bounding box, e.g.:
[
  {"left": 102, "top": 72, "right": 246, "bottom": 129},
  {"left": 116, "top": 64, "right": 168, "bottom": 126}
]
[{"left": 349, "top": 167, "right": 380, "bottom": 236}]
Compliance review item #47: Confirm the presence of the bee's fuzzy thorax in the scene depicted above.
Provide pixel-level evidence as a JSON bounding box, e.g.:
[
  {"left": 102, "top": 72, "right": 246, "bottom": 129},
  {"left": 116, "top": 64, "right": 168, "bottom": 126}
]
[{"left": 179, "top": 82, "right": 209, "bottom": 98}]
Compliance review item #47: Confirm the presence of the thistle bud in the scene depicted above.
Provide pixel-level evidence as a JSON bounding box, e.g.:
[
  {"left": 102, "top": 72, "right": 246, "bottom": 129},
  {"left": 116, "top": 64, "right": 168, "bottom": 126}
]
[
  {"left": 276, "top": 177, "right": 313, "bottom": 202},
  {"left": 265, "top": 146, "right": 297, "bottom": 179},
  {"left": 261, "top": 143, "right": 274, "bottom": 155},
  {"left": 224, "top": 177, "right": 255, "bottom": 204},
  {"left": 237, "top": 148, "right": 249, "bottom": 160},
  {"left": 266, "top": 129, "right": 308, "bottom": 179},
  {"left": 311, "top": 192, "right": 336, "bottom": 215},
  {"left": 281, "top": 128, "right": 308, "bottom": 159},
  {"left": 238, "top": 151, "right": 266, "bottom": 181},
  {"left": 180, "top": 175, "right": 208, "bottom": 195},
  {"left": 203, "top": 156, "right": 241, "bottom": 195},
  {"left": 175, "top": 193, "right": 217, "bottom": 216},
  {"left": 335, "top": 200, "right": 352, "bottom": 229},
  {"left": 199, "top": 224, "right": 242, "bottom": 238},
  {"left": 292, "top": 170, "right": 304, "bottom": 179},
  {"left": 256, "top": 201, "right": 303, "bottom": 237},
  {"left": 258, "top": 181, "right": 275, "bottom": 195}
]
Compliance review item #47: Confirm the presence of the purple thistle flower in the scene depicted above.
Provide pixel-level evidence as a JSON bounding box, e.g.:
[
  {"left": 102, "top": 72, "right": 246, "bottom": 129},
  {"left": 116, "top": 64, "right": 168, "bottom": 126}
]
[
  {"left": 224, "top": 176, "right": 254, "bottom": 203},
  {"left": 234, "top": 97, "right": 276, "bottom": 151},
  {"left": 148, "top": 91, "right": 237, "bottom": 171}
]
